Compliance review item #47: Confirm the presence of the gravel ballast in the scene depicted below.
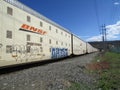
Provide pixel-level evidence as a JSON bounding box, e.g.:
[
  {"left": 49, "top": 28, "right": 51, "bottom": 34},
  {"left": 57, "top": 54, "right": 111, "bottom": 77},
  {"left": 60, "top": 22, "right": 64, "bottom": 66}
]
[{"left": 0, "top": 53, "right": 98, "bottom": 90}]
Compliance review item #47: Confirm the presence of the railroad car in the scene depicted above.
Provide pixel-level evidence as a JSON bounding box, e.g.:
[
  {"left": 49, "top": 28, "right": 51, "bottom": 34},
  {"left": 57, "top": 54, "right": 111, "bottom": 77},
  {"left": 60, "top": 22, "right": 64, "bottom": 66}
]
[
  {"left": 72, "top": 34, "right": 87, "bottom": 55},
  {"left": 0, "top": 0, "right": 97, "bottom": 68},
  {"left": 86, "top": 43, "right": 98, "bottom": 53}
]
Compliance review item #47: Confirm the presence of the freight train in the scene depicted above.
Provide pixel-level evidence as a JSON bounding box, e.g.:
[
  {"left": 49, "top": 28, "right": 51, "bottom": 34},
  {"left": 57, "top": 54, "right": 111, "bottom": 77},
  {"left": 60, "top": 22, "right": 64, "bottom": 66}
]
[{"left": 0, "top": 0, "right": 97, "bottom": 67}]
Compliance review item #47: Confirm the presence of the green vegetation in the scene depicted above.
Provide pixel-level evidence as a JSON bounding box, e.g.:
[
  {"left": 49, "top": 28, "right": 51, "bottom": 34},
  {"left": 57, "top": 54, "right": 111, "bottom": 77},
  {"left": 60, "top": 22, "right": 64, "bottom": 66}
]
[
  {"left": 96, "top": 52, "right": 120, "bottom": 90},
  {"left": 67, "top": 82, "right": 91, "bottom": 90}
]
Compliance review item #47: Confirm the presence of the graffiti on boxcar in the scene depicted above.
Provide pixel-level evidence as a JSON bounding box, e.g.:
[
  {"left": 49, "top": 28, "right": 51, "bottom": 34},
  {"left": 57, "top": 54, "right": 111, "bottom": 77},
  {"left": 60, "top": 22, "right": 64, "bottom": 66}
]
[
  {"left": 0, "top": 44, "right": 2, "bottom": 48},
  {"left": 6, "top": 43, "right": 44, "bottom": 61},
  {"left": 51, "top": 48, "right": 68, "bottom": 59}
]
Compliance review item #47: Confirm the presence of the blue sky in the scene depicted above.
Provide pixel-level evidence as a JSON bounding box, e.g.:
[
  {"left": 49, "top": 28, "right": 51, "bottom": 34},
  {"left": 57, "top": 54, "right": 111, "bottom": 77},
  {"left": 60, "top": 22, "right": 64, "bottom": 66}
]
[{"left": 19, "top": 0, "right": 120, "bottom": 41}]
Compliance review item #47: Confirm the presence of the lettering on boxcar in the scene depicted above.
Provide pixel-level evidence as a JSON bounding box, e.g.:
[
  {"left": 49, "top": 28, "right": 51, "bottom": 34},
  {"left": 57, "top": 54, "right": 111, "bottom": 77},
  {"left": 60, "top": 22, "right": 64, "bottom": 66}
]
[{"left": 19, "top": 24, "right": 47, "bottom": 35}]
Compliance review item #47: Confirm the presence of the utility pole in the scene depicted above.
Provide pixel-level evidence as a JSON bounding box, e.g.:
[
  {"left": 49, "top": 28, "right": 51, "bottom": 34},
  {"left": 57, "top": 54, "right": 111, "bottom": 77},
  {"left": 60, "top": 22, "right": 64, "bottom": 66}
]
[{"left": 101, "top": 24, "right": 107, "bottom": 51}]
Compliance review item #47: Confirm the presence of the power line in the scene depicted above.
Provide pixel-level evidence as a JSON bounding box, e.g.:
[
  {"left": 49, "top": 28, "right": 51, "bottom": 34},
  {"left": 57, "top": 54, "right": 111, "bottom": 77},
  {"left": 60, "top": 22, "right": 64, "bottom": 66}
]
[
  {"left": 94, "top": 0, "right": 101, "bottom": 34},
  {"left": 110, "top": 0, "right": 120, "bottom": 23}
]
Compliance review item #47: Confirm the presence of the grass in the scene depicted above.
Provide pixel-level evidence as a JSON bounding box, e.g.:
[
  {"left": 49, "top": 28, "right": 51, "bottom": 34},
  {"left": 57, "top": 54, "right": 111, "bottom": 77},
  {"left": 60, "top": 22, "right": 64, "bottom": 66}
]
[
  {"left": 67, "top": 82, "right": 91, "bottom": 90},
  {"left": 96, "top": 52, "right": 120, "bottom": 90}
]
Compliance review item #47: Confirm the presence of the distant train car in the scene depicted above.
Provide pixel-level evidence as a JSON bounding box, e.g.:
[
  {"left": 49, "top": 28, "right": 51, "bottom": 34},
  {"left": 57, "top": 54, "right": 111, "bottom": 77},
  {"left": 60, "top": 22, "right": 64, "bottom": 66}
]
[
  {"left": 0, "top": 0, "right": 97, "bottom": 68},
  {"left": 72, "top": 34, "right": 87, "bottom": 55},
  {"left": 86, "top": 43, "right": 98, "bottom": 53}
]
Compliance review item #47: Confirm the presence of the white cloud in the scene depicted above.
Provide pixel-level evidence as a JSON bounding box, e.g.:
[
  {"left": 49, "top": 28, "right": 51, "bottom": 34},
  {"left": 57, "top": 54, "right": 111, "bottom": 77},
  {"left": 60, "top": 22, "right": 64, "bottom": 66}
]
[
  {"left": 86, "top": 35, "right": 102, "bottom": 41},
  {"left": 86, "top": 21, "right": 120, "bottom": 41},
  {"left": 114, "top": 2, "right": 120, "bottom": 5},
  {"left": 106, "top": 21, "right": 120, "bottom": 40}
]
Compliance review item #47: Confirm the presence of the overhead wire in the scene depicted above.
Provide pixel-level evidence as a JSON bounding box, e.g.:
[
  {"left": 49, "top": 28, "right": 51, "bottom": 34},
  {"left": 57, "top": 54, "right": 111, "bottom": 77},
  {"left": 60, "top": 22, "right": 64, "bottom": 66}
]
[
  {"left": 93, "top": 0, "right": 120, "bottom": 42},
  {"left": 115, "top": 0, "right": 120, "bottom": 21},
  {"left": 109, "top": 0, "right": 114, "bottom": 24},
  {"left": 94, "top": 0, "right": 101, "bottom": 34},
  {"left": 110, "top": 0, "right": 120, "bottom": 23},
  {"left": 94, "top": 0, "right": 120, "bottom": 28}
]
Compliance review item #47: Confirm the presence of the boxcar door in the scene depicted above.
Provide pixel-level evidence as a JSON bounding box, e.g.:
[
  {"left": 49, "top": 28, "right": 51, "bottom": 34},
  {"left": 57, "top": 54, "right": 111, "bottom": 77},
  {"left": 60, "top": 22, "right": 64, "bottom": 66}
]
[{"left": 0, "top": 1, "right": 2, "bottom": 60}]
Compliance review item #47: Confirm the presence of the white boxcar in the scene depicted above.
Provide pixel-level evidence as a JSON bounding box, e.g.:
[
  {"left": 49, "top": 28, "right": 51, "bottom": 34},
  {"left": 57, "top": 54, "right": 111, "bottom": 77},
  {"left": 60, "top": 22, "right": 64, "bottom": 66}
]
[
  {"left": 72, "top": 35, "right": 87, "bottom": 55},
  {"left": 86, "top": 43, "right": 98, "bottom": 53},
  {"left": 0, "top": 0, "right": 97, "bottom": 68},
  {"left": 0, "top": 0, "right": 72, "bottom": 67}
]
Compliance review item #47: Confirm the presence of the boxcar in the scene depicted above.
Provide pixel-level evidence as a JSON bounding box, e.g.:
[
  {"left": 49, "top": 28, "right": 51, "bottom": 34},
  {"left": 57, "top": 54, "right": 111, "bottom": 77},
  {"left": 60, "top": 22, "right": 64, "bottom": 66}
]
[{"left": 0, "top": 0, "right": 97, "bottom": 67}]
